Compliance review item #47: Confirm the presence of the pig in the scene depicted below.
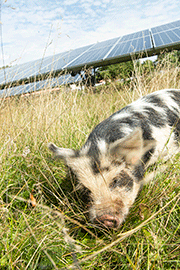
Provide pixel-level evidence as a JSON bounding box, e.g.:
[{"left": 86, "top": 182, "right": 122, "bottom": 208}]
[{"left": 48, "top": 89, "right": 180, "bottom": 229}]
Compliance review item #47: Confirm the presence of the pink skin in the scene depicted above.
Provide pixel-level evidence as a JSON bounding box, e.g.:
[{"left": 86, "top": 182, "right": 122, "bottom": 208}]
[{"left": 95, "top": 214, "right": 120, "bottom": 228}]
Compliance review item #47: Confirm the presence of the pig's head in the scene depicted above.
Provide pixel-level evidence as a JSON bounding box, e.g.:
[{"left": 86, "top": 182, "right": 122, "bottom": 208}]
[{"left": 48, "top": 128, "right": 155, "bottom": 229}]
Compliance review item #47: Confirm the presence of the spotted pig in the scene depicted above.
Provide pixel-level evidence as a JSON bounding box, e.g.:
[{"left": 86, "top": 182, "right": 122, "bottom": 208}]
[{"left": 49, "top": 89, "right": 180, "bottom": 229}]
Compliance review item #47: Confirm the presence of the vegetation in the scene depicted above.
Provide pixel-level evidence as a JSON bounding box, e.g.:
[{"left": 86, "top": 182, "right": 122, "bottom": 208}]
[
  {"left": 96, "top": 61, "right": 134, "bottom": 82},
  {"left": 96, "top": 50, "right": 180, "bottom": 83},
  {"left": 0, "top": 51, "right": 180, "bottom": 269}
]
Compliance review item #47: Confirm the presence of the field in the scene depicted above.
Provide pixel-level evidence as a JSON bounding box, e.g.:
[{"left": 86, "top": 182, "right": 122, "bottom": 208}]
[{"left": 0, "top": 57, "right": 180, "bottom": 269}]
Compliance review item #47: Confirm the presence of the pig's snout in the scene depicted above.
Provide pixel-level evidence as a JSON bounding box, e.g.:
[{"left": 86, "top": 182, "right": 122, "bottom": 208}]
[{"left": 95, "top": 214, "right": 120, "bottom": 229}]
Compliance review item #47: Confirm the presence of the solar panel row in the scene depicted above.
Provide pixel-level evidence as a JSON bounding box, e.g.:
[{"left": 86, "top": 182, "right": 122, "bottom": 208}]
[
  {"left": 0, "top": 44, "right": 93, "bottom": 86},
  {"left": 0, "top": 19, "right": 180, "bottom": 98},
  {"left": 0, "top": 73, "right": 82, "bottom": 98},
  {"left": 0, "top": 30, "right": 152, "bottom": 86}
]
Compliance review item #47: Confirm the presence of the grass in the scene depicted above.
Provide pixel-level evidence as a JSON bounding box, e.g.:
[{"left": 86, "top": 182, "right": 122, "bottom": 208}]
[{"left": 0, "top": 57, "right": 180, "bottom": 269}]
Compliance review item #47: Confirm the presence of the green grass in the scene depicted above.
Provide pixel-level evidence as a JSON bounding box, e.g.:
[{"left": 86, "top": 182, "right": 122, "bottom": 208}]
[{"left": 0, "top": 60, "right": 180, "bottom": 269}]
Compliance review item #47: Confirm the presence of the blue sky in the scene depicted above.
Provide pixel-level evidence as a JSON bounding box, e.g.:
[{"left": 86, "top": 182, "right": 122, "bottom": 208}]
[{"left": 1, "top": 0, "right": 180, "bottom": 67}]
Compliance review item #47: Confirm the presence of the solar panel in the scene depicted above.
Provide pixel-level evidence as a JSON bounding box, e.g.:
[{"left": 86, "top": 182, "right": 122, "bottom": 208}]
[
  {"left": 59, "top": 31, "right": 152, "bottom": 72},
  {"left": 0, "top": 52, "right": 68, "bottom": 85},
  {"left": 0, "top": 31, "right": 152, "bottom": 86},
  {"left": 151, "top": 20, "right": 180, "bottom": 48},
  {"left": 0, "top": 19, "right": 180, "bottom": 96},
  {"left": 40, "top": 44, "right": 94, "bottom": 74},
  {"left": 64, "top": 37, "right": 120, "bottom": 69},
  {"left": 107, "top": 30, "right": 152, "bottom": 59},
  {"left": 0, "top": 73, "right": 82, "bottom": 98},
  {"left": 0, "top": 44, "right": 95, "bottom": 87}
]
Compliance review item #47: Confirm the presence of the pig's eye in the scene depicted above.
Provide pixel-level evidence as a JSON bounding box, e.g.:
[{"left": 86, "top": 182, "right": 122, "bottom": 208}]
[
  {"left": 110, "top": 171, "right": 134, "bottom": 190},
  {"left": 110, "top": 176, "right": 121, "bottom": 189}
]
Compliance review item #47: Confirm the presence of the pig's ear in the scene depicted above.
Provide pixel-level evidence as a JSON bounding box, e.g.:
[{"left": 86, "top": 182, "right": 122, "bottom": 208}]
[
  {"left": 109, "top": 128, "right": 155, "bottom": 165},
  {"left": 48, "top": 143, "right": 76, "bottom": 160}
]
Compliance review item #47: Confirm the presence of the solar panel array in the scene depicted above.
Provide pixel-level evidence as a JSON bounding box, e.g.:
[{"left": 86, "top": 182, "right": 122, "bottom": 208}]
[
  {"left": 1, "top": 19, "right": 180, "bottom": 98},
  {"left": 0, "top": 73, "right": 82, "bottom": 98}
]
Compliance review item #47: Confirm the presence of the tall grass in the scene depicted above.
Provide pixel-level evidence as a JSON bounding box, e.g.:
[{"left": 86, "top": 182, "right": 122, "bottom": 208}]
[{"left": 0, "top": 57, "right": 180, "bottom": 269}]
